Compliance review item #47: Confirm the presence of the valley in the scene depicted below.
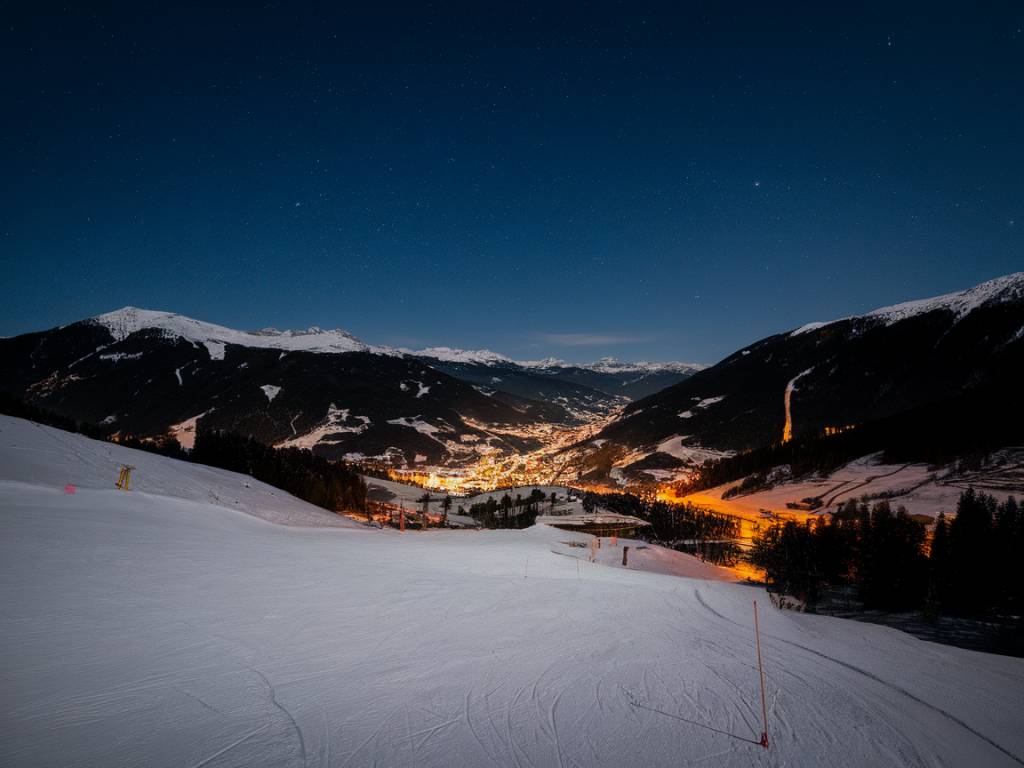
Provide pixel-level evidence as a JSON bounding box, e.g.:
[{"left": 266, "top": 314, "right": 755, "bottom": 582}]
[{"left": 3, "top": 272, "right": 1022, "bottom": 515}]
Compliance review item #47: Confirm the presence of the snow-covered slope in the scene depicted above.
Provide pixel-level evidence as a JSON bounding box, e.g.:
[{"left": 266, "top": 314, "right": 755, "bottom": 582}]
[
  {"left": 2, "top": 416, "right": 1024, "bottom": 767},
  {"left": 682, "top": 451, "right": 1024, "bottom": 524},
  {"left": 792, "top": 271, "right": 1024, "bottom": 335},
  {"left": 91, "top": 307, "right": 398, "bottom": 355},
  {"left": 0, "top": 415, "right": 362, "bottom": 528}
]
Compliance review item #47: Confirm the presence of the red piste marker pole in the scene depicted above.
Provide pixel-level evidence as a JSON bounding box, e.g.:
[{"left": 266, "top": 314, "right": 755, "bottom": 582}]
[{"left": 754, "top": 600, "right": 769, "bottom": 749}]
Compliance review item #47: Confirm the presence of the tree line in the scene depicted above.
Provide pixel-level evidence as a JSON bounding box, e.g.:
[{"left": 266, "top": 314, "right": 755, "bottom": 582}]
[
  {"left": 751, "top": 489, "right": 1023, "bottom": 621},
  {"left": 580, "top": 490, "right": 742, "bottom": 565},
  {"left": 192, "top": 429, "right": 367, "bottom": 514},
  {"left": 466, "top": 488, "right": 549, "bottom": 529}
]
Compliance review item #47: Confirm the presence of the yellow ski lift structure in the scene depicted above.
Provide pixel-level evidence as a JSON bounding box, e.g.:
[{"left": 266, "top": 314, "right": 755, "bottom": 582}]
[{"left": 115, "top": 464, "right": 135, "bottom": 491}]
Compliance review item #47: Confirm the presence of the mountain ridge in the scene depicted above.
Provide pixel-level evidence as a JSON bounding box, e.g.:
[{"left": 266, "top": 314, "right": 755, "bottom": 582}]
[
  {"left": 80, "top": 306, "right": 704, "bottom": 374},
  {"left": 579, "top": 272, "right": 1024, "bottom": 486}
]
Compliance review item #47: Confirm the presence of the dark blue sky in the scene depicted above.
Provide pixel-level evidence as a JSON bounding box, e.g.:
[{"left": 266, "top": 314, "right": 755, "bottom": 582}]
[{"left": 3, "top": 3, "right": 1022, "bottom": 363}]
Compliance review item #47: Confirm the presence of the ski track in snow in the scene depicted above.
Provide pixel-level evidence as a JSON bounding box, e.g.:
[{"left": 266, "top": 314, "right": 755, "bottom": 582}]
[
  {"left": 691, "top": 588, "right": 1024, "bottom": 766},
  {"left": 1, "top": 414, "right": 1024, "bottom": 767},
  {"left": 251, "top": 666, "right": 307, "bottom": 767}
]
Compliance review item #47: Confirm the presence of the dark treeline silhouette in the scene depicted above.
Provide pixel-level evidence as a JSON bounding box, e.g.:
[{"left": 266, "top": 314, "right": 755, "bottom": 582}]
[
  {"left": 1, "top": 392, "right": 110, "bottom": 440},
  {"left": 580, "top": 490, "right": 742, "bottom": 565},
  {"left": 752, "top": 490, "right": 1023, "bottom": 622},
  {"left": 677, "top": 376, "right": 1024, "bottom": 497},
  {"left": 0, "top": 392, "right": 190, "bottom": 459},
  {"left": 932, "top": 489, "right": 1023, "bottom": 617},
  {"left": 0, "top": 393, "right": 367, "bottom": 515},
  {"left": 751, "top": 500, "right": 926, "bottom": 609},
  {"left": 468, "top": 489, "right": 547, "bottom": 528},
  {"left": 581, "top": 491, "right": 740, "bottom": 540},
  {"left": 193, "top": 429, "right": 367, "bottom": 514}
]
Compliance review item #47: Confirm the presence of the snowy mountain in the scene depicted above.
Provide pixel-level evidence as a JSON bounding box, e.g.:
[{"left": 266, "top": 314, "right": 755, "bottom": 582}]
[
  {"left": 584, "top": 273, "right": 1024, "bottom": 481},
  {"left": 0, "top": 308, "right": 695, "bottom": 466},
  {"left": 527, "top": 358, "right": 704, "bottom": 401},
  {"left": 0, "top": 311, "right": 562, "bottom": 465},
  {"left": 791, "top": 271, "right": 1024, "bottom": 334},
  {"left": 405, "top": 347, "right": 702, "bottom": 376},
  {"left": 91, "top": 307, "right": 394, "bottom": 356},
  {"left": 574, "top": 357, "right": 705, "bottom": 375},
  {"left": 406, "top": 346, "right": 515, "bottom": 365}
]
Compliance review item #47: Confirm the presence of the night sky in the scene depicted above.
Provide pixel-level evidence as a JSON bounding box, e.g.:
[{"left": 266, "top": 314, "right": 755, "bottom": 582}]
[{"left": 3, "top": 3, "right": 1022, "bottom": 363}]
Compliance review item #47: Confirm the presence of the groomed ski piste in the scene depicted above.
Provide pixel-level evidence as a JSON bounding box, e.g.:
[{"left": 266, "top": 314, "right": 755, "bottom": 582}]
[{"left": 1, "top": 415, "right": 1023, "bottom": 767}]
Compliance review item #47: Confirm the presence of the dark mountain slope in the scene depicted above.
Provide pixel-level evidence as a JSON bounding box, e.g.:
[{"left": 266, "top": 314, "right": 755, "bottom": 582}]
[
  {"left": 0, "top": 310, "right": 555, "bottom": 466},
  {"left": 593, "top": 273, "right": 1024, "bottom": 458},
  {"left": 415, "top": 358, "right": 625, "bottom": 420}
]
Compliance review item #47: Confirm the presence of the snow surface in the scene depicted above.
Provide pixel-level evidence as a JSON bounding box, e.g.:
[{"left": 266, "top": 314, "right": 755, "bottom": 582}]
[
  {"left": 3, "top": 416, "right": 1024, "bottom": 767},
  {"left": 791, "top": 271, "right": 1024, "bottom": 335},
  {"left": 782, "top": 368, "right": 814, "bottom": 442},
  {"left": 655, "top": 435, "right": 732, "bottom": 466},
  {"left": 386, "top": 416, "right": 442, "bottom": 436},
  {"left": 685, "top": 453, "right": 1023, "bottom": 523},
  {"left": 98, "top": 351, "right": 144, "bottom": 362},
  {"left": 204, "top": 340, "right": 226, "bottom": 360},
  {"left": 169, "top": 409, "right": 213, "bottom": 451},
  {"left": 260, "top": 384, "right": 282, "bottom": 403},
  {"left": 275, "top": 405, "right": 370, "bottom": 450},
  {"left": 362, "top": 475, "right": 451, "bottom": 505},
  {"left": 0, "top": 415, "right": 360, "bottom": 528},
  {"left": 693, "top": 395, "right": 726, "bottom": 409}
]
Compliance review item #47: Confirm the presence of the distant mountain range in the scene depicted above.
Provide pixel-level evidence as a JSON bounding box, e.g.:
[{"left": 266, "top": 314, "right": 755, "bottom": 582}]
[
  {"left": 579, "top": 272, "right": 1024, "bottom": 484},
  {"left": 5, "top": 274, "right": 1020, "bottom": 483},
  {"left": 0, "top": 308, "right": 697, "bottom": 466}
]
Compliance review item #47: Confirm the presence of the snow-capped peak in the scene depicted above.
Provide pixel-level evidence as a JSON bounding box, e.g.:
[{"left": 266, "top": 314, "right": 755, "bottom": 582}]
[
  {"left": 408, "top": 346, "right": 514, "bottom": 365},
  {"left": 516, "top": 357, "right": 568, "bottom": 369},
  {"left": 91, "top": 307, "right": 398, "bottom": 356},
  {"left": 578, "top": 357, "right": 705, "bottom": 375},
  {"left": 791, "top": 272, "right": 1024, "bottom": 336},
  {"left": 86, "top": 308, "right": 706, "bottom": 371},
  {"left": 410, "top": 350, "right": 704, "bottom": 373}
]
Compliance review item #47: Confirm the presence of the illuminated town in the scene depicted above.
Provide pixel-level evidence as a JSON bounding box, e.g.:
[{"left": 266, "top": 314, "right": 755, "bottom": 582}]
[{"left": 378, "top": 413, "right": 617, "bottom": 494}]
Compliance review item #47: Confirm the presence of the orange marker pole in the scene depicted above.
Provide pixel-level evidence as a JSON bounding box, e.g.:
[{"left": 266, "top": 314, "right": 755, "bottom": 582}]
[{"left": 754, "top": 600, "right": 769, "bottom": 749}]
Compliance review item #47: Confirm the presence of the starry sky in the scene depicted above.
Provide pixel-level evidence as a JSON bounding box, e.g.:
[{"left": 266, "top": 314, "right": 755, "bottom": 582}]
[{"left": 2, "top": 3, "right": 1022, "bottom": 363}]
